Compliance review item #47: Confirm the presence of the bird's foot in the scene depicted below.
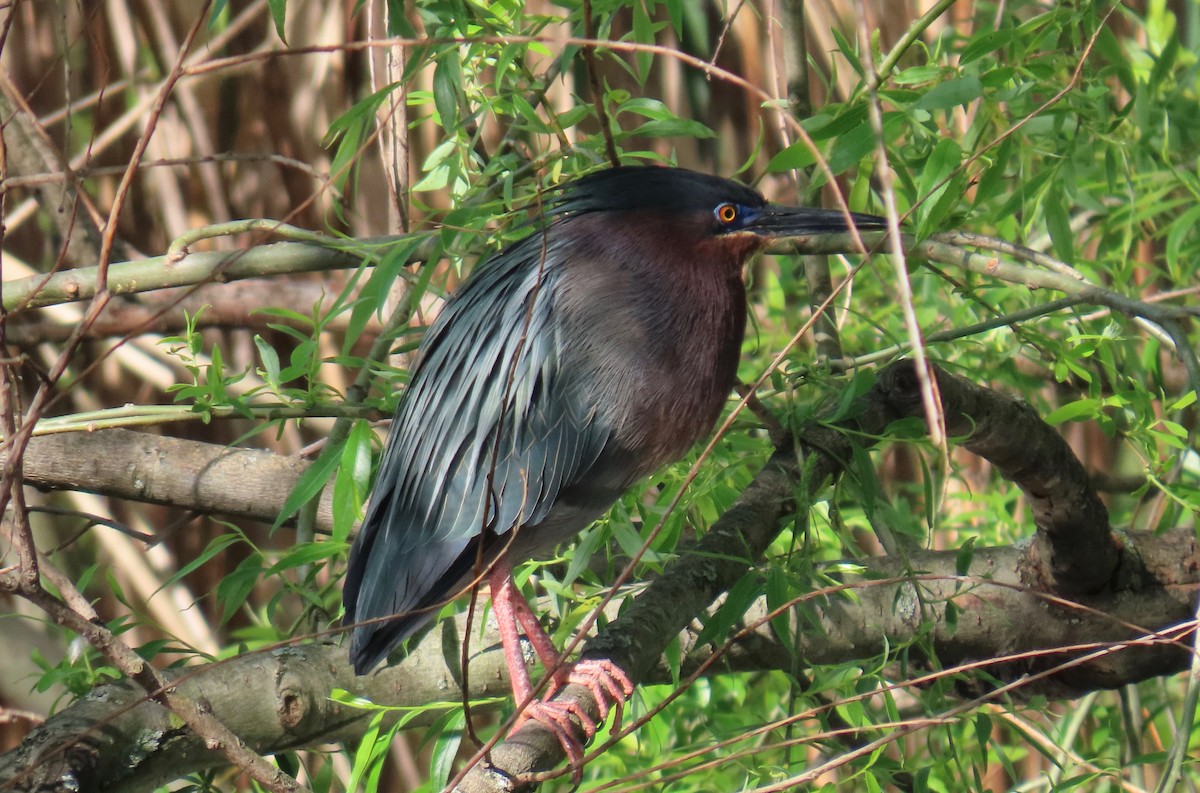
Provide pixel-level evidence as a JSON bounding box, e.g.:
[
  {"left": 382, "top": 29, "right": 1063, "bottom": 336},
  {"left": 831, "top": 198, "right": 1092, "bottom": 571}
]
[
  {"left": 561, "top": 658, "right": 634, "bottom": 731},
  {"left": 511, "top": 659, "right": 634, "bottom": 783},
  {"left": 513, "top": 697, "right": 595, "bottom": 776}
]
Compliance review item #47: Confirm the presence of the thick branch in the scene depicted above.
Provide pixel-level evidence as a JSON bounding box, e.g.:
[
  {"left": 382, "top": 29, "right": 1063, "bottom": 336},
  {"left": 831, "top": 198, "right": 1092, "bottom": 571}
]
[
  {"left": 453, "top": 361, "right": 1129, "bottom": 790},
  {"left": 874, "top": 361, "right": 1118, "bottom": 593},
  {"left": 4, "top": 527, "right": 1195, "bottom": 793},
  {"left": 8, "top": 429, "right": 335, "bottom": 531},
  {"left": 774, "top": 529, "right": 1196, "bottom": 693}
]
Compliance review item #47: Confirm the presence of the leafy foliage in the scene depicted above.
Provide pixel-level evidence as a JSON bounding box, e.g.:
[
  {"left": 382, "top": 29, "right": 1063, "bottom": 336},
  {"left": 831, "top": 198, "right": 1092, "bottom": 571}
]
[{"left": 3, "top": 0, "right": 1199, "bottom": 791}]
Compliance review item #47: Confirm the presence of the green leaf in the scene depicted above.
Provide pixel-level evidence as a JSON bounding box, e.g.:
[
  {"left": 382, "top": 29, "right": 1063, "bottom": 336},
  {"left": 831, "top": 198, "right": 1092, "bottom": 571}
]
[
  {"left": 1058, "top": 773, "right": 1103, "bottom": 790},
  {"left": 610, "top": 519, "right": 663, "bottom": 563},
  {"left": 892, "top": 66, "right": 945, "bottom": 85},
  {"left": 804, "top": 106, "right": 868, "bottom": 141},
  {"left": 1147, "top": 29, "right": 1180, "bottom": 92},
  {"left": 696, "top": 572, "right": 762, "bottom": 647},
  {"left": 830, "top": 27, "right": 864, "bottom": 77},
  {"left": 827, "top": 123, "right": 879, "bottom": 175},
  {"left": 254, "top": 335, "right": 282, "bottom": 388},
  {"left": 664, "top": 634, "right": 681, "bottom": 687},
  {"left": 217, "top": 554, "right": 265, "bottom": 624},
  {"left": 765, "top": 565, "right": 794, "bottom": 649},
  {"left": 916, "top": 137, "right": 963, "bottom": 235},
  {"left": 268, "top": 542, "right": 342, "bottom": 576},
  {"left": 959, "top": 29, "right": 1016, "bottom": 66},
  {"left": 159, "top": 533, "right": 242, "bottom": 594},
  {"left": 625, "top": 117, "right": 715, "bottom": 139},
  {"left": 1164, "top": 204, "right": 1200, "bottom": 274},
  {"left": 1168, "top": 391, "right": 1197, "bottom": 411},
  {"left": 347, "top": 712, "right": 387, "bottom": 792},
  {"left": 914, "top": 76, "right": 983, "bottom": 110},
  {"left": 768, "top": 140, "right": 818, "bottom": 171},
  {"left": 974, "top": 137, "right": 1013, "bottom": 207},
  {"left": 433, "top": 54, "right": 463, "bottom": 131},
  {"left": 273, "top": 439, "right": 346, "bottom": 530},
  {"left": 346, "top": 237, "right": 434, "bottom": 358},
  {"left": 974, "top": 711, "right": 993, "bottom": 756},
  {"left": 267, "top": 0, "right": 287, "bottom": 42},
  {"left": 1044, "top": 399, "right": 1101, "bottom": 425},
  {"left": 428, "top": 708, "right": 465, "bottom": 790},
  {"left": 632, "top": 0, "right": 654, "bottom": 82},
  {"left": 1158, "top": 419, "right": 1188, "bottom": 438},
  {"left": 324, "top": 82, "right": 397, "bottom": 194},
  {"left": 208, "top": 1, "right": 228, "bottom": 29},
  {"left": 955, "top": 537, "right": 976, "bottom": 576},
  {"left": 332, "top": 420, "right": 375, "bottom": 543},
  {"left": 1043, "top": 181, "right": 1075, "bottom": 265},
  {"left": 562, "top": 525, "right": 604, "bottom": 586}
]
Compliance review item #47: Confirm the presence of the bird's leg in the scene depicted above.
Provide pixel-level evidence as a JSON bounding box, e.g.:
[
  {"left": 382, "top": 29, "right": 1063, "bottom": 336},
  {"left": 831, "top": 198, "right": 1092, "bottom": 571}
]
[
  {"left": 489, "top": 561, "right": 589, "bottom": 771},
  {"left": 501, "top": 579, "right": 634, "bottom": 728},
  {"left": 487, "top": 560, "right": 635, "bottom": 779},
  {"left": 501, "top": 568, "right": 635, "bottom": 730},
  {"left": 503, "top": 576, "right": 571, "bottom": 684},
  {"left": 487, "top": 561, "right": 538, "bottom": 706}
]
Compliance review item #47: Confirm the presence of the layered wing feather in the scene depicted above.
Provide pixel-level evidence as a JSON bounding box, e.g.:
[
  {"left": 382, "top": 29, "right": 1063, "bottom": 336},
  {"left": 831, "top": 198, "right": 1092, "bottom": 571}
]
[{"left": 344, "top": 230, "right": 612, "bottom": 673}]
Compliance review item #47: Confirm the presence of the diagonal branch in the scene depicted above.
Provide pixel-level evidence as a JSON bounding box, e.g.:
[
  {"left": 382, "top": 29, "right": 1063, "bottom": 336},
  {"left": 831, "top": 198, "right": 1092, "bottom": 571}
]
[
  {"left": 874, "top": 362, "right": 1118, "bottom": 593},
  {"left": 4, "top": 524, "right": 1195, "bottom": 793},
  {"left": 453, "top": 360, "right": 1130, "bottom": 790}
]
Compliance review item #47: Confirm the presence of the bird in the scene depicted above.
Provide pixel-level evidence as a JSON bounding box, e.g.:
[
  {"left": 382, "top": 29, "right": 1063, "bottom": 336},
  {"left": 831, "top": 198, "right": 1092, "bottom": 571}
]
[{"left": 343, "top": 165, "right": 886, "bottom": 760}]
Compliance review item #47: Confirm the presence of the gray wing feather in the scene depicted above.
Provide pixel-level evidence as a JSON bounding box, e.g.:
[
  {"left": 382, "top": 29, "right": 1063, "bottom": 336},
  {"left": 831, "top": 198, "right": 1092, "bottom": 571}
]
[{"left": 344, "top": 232, "right": 611, "bottom": 671}]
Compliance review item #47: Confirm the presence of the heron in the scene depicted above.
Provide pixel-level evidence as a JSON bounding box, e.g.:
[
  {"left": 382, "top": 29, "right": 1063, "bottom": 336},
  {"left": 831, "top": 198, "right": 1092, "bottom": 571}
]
[{"left": 343, "top": 165, "right": 885, "bottom": 765}]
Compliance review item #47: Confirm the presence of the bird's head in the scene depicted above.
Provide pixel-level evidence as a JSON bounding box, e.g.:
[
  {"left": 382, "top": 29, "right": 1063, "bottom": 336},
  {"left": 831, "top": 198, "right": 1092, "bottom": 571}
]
[{"left": 552, "top": 166, "right": 886, "bottom": 262}]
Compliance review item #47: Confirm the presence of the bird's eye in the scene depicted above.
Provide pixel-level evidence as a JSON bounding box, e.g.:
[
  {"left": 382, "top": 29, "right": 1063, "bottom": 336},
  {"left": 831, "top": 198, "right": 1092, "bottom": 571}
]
[{"left": 715, "top": 203, "right": 739, "bottom": 225}]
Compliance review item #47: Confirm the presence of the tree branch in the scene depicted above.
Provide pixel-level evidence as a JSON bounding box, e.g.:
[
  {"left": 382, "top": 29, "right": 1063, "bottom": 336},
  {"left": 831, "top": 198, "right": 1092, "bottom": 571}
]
[
  {"left": 7, "top": 429, "right": 336, "bottom": 531},
  {"left": 452, "top": 360, "right": 1153, "bottom": 790},
  {"left": 874, "top": 362, "right": 1119, "bottom": 593},
  {"left": 4, "top": 526, "right": 1194, "bottom": 792},
  {"left": 1, "top": 234, "right": 430, "bottom": 313}
]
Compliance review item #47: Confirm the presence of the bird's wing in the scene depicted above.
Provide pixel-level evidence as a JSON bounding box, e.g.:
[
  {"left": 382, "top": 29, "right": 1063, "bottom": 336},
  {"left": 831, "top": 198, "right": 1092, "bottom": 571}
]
[{"left": 344, "top": 232, "right": 612, "bottom": 672}]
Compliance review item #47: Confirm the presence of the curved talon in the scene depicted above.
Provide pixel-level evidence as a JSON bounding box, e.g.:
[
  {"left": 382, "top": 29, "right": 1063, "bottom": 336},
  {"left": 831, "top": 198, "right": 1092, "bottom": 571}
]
[
  {"left": 566, "top": 658, "right": 634, "bottom": 730},
  {"left": 510, "top": 659, "right": 633, "bottom": 784},
  {"left": 517, "top": 699, "right": 593, "bottom": 784},
  {"left": 513, "top": 696, "right": 597, "bottom": 740}
]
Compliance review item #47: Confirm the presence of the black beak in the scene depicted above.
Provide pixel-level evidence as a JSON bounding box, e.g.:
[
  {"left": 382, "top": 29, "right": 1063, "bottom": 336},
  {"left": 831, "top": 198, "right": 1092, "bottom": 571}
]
[{"left": 744, "top": 204, "right": 888, "bottom": 238}]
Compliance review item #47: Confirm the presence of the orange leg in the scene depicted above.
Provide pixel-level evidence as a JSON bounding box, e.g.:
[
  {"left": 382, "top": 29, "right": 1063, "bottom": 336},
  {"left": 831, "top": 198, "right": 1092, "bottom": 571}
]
[{"left": 487, "top": 559, "right": 634, "bottom": 778}]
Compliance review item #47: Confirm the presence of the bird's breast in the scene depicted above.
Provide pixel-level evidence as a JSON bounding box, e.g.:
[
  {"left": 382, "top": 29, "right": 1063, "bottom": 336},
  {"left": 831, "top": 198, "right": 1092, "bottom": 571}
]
[{"left": 555, "top": 231, "right": 748, "bottom": 477}]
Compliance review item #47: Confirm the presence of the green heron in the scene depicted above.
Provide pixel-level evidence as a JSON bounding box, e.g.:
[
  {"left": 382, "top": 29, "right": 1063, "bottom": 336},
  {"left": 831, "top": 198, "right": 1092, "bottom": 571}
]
[{"left": 343, "top": 165, "right": 885, "bottom": 762}]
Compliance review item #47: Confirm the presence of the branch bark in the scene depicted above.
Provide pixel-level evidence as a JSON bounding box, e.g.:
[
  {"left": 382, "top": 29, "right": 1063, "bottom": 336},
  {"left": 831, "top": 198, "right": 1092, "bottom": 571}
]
[
  {"left": 452, "top": 361, "right": 1137, "bottom": 791},
  {"left": 877, "top": 362, "right": 1119, "bottom": 593},
  {"left": 3, "top": 528, "right": 1194, "bottom": 792},
  {"left": 8, "top": 428, "right": 335, "bottom": 531}
]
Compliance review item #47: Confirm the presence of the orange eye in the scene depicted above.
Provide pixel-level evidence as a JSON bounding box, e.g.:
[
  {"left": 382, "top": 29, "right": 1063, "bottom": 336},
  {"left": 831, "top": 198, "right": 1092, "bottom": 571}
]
[{"left": 716, "top": 203, "right": 739, "bottom": 224}]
